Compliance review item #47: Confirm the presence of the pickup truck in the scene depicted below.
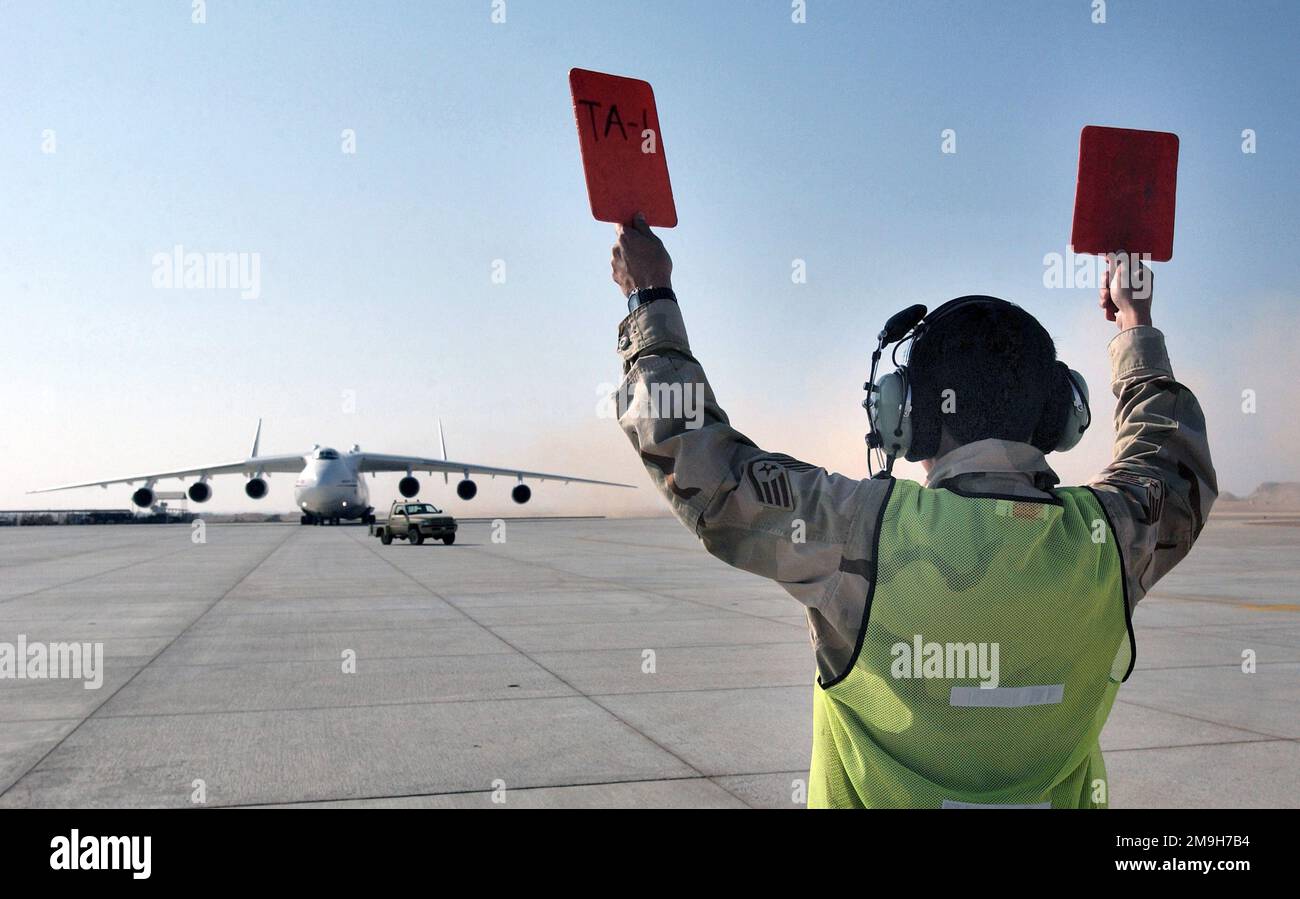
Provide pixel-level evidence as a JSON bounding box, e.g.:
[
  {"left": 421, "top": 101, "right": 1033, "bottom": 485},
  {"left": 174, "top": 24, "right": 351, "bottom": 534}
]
[{"left": 369, "top": 501, "right": 458, "bottom": 546}]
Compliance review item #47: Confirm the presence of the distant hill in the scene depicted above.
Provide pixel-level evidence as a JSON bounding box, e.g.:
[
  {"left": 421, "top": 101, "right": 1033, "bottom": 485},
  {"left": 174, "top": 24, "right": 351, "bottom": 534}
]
[{"left": 1216, "top": 481, "right": 1300, "bottom": 512}]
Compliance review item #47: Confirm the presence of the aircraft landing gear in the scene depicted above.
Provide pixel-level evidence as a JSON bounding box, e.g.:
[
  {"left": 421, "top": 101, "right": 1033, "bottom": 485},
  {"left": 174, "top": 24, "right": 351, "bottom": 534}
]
[{"left": 299, "top": 512, "right": 345, "bottom": 526}]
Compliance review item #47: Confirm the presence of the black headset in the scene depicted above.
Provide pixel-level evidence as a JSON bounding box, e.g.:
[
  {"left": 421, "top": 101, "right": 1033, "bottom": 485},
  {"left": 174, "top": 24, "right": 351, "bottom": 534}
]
[{"left": 863, "top": 296, "right": 1091, "bottom": 477}]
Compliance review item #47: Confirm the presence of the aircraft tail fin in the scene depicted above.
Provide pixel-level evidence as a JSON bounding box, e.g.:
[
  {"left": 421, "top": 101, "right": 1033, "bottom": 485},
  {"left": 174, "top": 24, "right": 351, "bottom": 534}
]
[
  {"left": 438, "top": 419, "right": 448, "bottom": 483},
  {"left": 250, "top": 419, "right": 263, "bottom": 458}
]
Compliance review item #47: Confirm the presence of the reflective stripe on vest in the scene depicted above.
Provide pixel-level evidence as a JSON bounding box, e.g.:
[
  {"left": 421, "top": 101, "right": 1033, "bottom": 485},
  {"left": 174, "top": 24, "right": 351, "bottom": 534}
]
[{"left": 808, "top": 480, "right": 1132, "bottom": 809}]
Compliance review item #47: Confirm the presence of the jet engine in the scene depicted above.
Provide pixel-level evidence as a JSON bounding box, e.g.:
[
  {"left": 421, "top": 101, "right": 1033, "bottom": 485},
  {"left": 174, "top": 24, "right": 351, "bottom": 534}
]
[
  {"left": 187, "top": 482, "right": 212, "bottom": 503},
  {"left": 245, "top": 477, "right": 268, "bottom": 500},
  {"left": 398, "top": 476, "right": 420, "bottom": 498},
  {"left": 131, "top": 487, "right": 155, "bottom": 508},
  {"left": 511, "top": 484, "right": 532, "bottom": 504},
  {"left": 456, "top": 479, "right": 478, "bottom": 501}
]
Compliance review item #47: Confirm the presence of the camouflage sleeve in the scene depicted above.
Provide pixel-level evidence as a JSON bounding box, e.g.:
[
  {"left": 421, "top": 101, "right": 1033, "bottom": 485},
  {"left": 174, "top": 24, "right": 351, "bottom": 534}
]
[
  {"left": 614, "top": 299, "right": 890, "bottom": 670},
  {"left": 1089, "top": 325, "right": 1218, "bottom": 609}
]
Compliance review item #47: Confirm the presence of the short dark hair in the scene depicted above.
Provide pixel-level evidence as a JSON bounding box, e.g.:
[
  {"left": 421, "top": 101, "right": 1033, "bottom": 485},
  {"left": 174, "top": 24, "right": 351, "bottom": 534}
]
[{"left": 905, "top": 299, "right": 1066, "bottom": 461}]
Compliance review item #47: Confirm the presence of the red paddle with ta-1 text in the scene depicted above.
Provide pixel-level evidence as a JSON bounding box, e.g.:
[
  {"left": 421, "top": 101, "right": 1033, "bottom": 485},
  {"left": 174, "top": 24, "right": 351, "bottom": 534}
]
[{"left": 569, "top": 68, "right": 677, "bottom": 228}]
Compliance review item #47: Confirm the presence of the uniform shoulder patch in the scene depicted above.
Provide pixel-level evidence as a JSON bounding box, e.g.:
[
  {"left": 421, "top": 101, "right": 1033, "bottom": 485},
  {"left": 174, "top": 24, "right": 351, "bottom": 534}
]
[{"left": 747, "top": 457, "right": 796, "bottom": 511}]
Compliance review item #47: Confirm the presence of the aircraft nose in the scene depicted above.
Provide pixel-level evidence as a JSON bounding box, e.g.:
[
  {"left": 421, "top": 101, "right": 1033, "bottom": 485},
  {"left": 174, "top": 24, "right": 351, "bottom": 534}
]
[{"left": 299, "top": 483, "right": 359, "bottom": 516}]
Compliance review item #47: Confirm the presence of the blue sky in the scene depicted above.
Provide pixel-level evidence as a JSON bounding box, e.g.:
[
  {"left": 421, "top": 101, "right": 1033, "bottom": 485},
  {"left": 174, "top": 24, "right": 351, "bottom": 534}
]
[{"left": 1, "top": 0, "right": 1297, "bottom": 514}]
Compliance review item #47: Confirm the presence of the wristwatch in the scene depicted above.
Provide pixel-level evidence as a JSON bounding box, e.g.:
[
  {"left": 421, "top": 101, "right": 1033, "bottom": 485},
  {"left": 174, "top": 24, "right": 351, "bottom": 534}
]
[{"left": 627, "top": 286, "right": 677, "bottom": 314}]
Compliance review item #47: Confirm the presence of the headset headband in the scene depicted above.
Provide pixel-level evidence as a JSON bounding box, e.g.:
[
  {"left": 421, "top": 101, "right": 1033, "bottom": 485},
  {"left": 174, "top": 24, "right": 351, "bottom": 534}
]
[{"left": 910, "top": 295, "right": 1015, "bottom": 348}]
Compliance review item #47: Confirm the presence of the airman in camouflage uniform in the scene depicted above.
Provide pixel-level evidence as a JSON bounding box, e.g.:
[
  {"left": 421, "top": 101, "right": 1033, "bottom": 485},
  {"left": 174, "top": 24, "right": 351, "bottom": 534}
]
[{"left": 609, "top": 216, "right": 1216, "bottom": 800}]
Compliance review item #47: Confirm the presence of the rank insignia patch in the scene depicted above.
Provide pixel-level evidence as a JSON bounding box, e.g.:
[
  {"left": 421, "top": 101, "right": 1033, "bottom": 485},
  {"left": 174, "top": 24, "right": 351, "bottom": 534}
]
[{"left": 748, "top": 458, "right": 795, "bottom": 510}]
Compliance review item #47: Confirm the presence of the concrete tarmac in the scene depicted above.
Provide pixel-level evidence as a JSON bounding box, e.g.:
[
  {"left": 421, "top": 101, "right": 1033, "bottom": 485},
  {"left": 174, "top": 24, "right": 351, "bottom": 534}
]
[{"left": 0, "top": 516, "right": 1295, "bottom": 808}]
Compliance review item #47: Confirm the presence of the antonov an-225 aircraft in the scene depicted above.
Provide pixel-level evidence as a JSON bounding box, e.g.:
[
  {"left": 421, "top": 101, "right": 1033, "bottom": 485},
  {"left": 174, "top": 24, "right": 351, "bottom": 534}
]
[{"left": 31, "top": 421, "right": 634, "bottom": 524}]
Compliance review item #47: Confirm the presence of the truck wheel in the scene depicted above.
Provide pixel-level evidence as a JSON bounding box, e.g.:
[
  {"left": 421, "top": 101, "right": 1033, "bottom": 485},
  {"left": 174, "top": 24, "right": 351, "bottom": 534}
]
[
  {"left": 409, "top": 529, "right": 424, "bottom": 546},
  {"left": 441, "top": 534, "right": 455, "bottom": 545},
  {"left": 380, "top": 529, "right": 393, "bottom": 546}
]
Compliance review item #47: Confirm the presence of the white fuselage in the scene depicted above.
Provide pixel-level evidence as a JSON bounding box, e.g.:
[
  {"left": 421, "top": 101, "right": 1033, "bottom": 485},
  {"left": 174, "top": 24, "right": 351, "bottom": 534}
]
[{"left": 293, "top": 450, "right": 369, "bottom": 519}]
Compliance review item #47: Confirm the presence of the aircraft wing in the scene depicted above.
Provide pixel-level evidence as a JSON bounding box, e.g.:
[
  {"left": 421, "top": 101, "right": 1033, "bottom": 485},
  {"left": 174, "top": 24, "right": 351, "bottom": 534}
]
[
  {"left": 28, "top": 453, "right": 307, "bottom": 494},
  {"left": 354, "top": 453, "right": 636, "bottom": 489}
]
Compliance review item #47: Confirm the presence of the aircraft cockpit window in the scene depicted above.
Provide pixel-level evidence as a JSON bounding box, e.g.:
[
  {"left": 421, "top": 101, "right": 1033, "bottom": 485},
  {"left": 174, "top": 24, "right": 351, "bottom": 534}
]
[{"left": 315, "top": 449, "right": 339, "bottom": 460}]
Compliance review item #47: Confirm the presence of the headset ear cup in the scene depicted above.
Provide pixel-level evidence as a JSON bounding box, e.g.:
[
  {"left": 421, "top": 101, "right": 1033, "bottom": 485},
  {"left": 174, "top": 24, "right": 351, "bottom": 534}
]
[
  {"left": 870, "top": 370, "right": 913, "bottom": 460},
  {"left": 1054, "top": 368, "right": 1091, "bottom": 452}
]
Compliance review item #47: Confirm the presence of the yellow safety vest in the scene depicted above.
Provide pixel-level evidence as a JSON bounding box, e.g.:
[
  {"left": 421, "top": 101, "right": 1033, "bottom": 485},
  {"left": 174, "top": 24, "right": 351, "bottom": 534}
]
[{"left": 809, "top": 479, "right": 1133, "bottom": 808}]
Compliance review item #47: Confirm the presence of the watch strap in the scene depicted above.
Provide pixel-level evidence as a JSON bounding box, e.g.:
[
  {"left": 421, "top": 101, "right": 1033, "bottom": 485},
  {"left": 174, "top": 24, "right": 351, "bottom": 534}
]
[{"left": 627, "top": 287, "right": 677, "bottom": 313}]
